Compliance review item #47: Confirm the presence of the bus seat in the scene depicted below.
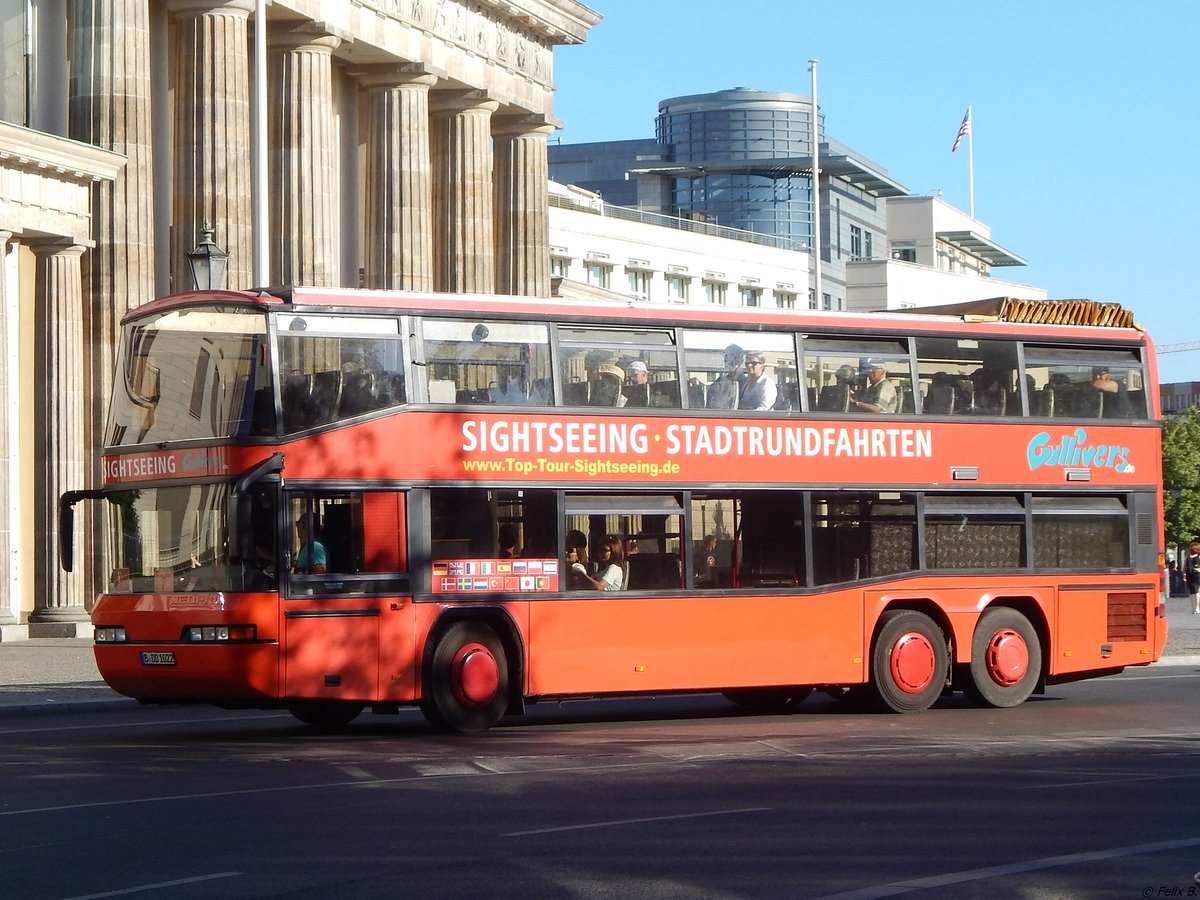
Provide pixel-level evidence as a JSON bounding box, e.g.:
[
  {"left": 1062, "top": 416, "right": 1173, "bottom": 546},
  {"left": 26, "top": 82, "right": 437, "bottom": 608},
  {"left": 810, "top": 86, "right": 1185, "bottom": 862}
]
[
  {"left": 622, "top": 382, "right": 650, "bottom": 407},
  {"left": 624, "top": 554, "right": 682, "bottom": 590},
  {"left": 650, "top": 379, "right": 681, "bottom": 408},
  {"left": 898, "top": 384, "right": 914, "bottom": 414},
  {"left": 807, "top": 386, "right": 818, "bottom": 410},
  {"left": 528, "top": 377, "right": 553, "bottom": 406},
  {"left": 338, "top": 371, "right": 376, "bottom": 417},
  {"left": 924, "top": 383, "right": 955, "bottom": 414},
  {"left": 687, "top": 380, "right": 706, "bottom": 409},
  {"left": 705, "top": 379, "right": 739, "bottom": 409},
  {"left": 817, "top": 383, "right": 850, "bottom": 412},
  {"left": 310, "top": 371, "right": 342, "bottom": 421},
  {"left": 589, "top": 374, "right": 623, "bottom": 406},
  {"left": 563, "top": 380, "right": 589, "bottom": 406},
  {"left": 375, "top": 372, "right": 406, "bottom": 406}
]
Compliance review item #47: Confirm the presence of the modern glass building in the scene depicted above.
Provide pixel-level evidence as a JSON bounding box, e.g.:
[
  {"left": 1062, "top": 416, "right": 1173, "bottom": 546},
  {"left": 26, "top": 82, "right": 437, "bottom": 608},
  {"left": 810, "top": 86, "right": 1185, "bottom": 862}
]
[{"left": 653, "top": 89, "right": 824, "bottom": 245}]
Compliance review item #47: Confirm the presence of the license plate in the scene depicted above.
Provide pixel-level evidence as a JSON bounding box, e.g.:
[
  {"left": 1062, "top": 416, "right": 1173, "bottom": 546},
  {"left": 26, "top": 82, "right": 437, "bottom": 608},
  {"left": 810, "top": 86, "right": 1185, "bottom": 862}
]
[{"left": 140, "top": 651, "right": 176, "bottom": 666}]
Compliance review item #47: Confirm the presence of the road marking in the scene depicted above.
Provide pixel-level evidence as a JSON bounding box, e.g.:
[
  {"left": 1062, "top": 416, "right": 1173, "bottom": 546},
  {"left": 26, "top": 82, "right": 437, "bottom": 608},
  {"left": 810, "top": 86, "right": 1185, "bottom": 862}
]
[
  {"left": 502, "top": 807, "right": 771, "bottom": 837},
  {"left": 812, "top": 836, "right": 1200, "bottom": 900},
  {"left": 63, "top": 872, "right": 240, "bottom": 899},
  {"left": 0, "top": 761, "right": 673, "bottom": 819}
]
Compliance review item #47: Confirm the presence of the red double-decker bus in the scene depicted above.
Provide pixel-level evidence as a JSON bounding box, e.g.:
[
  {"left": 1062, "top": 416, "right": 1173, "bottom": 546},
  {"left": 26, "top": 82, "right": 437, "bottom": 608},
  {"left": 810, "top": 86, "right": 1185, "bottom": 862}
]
[{"left": 61, "top": 288, "right": 1167, "bottom": 732}]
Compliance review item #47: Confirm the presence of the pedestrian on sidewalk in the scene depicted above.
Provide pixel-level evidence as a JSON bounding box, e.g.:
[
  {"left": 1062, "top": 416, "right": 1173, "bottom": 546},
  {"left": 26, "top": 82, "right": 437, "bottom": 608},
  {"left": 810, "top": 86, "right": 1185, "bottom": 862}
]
[{"left": 1186, "top": 541, "right": 1200, "bottom": 614}]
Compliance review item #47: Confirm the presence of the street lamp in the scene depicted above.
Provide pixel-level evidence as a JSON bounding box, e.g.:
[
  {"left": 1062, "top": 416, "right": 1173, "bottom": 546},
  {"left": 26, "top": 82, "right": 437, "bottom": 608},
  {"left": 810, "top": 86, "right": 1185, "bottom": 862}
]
[{"left": 185, "top": 225, "right": 228, "bottom": 291}]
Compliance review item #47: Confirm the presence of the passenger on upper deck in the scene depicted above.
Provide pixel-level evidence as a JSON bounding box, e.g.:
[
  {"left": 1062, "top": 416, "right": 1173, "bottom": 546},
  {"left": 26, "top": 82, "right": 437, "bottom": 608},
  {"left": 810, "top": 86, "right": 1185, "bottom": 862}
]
[
  {"left": 738, "top": 352, "right": 777, "bottom": 411},
  {"left": 851, "top": 360, "right": 898, "bottom": 413}
]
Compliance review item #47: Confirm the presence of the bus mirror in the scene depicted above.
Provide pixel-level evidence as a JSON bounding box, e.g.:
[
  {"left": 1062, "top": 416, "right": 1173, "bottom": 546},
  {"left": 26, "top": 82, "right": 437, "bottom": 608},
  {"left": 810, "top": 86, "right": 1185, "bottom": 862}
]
[{"left": 58, "top": 490, "right": 104, "bottom": 572}]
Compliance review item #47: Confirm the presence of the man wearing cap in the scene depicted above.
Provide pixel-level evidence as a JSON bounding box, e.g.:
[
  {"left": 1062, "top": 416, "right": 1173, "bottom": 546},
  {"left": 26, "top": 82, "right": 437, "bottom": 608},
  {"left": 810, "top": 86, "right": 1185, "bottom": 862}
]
[
  {"left": 623, "top": 360, "right": 650, "bottom": 407},
  {"left": 852, "top": 360, "right": 898, "bottom": 413}
]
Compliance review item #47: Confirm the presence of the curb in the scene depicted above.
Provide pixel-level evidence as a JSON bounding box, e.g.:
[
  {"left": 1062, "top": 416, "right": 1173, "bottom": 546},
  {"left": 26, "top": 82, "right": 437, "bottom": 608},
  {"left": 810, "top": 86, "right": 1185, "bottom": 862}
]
[{"left": 0, "top": 697, "right": 138, "bottom": 719}]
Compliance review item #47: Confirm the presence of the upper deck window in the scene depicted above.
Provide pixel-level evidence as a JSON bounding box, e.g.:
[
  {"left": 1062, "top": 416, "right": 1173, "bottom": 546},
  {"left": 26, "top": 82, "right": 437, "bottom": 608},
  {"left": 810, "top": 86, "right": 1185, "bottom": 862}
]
[
  {"left": 422, "top": 319, "right": 551, "bottom": 405},
  {"left": 107, "top": 306, "right": 271, "bottom": 447},
  {"left": 277, "top": 314, "right": 407, "bottom": 432},
  {"left": 1023, "top": 345, "right": 1146, "bottom": 419}
]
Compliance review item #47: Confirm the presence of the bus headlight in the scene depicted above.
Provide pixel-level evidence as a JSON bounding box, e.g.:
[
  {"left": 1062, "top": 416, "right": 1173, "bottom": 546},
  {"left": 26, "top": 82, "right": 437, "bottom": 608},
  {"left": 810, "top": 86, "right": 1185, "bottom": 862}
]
[
  {"left": 185, "top": 625, "right": 256, "bottom": 642},
  {"left": 95, "top": 626, "right": 127, "bottom": 643}
]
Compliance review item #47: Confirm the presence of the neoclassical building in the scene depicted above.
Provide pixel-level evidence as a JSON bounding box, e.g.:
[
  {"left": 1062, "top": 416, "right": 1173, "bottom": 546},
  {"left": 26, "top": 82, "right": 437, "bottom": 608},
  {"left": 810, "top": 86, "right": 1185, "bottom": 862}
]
[{"left": 0, "top": 0, "right": 600, "bottom": 639}]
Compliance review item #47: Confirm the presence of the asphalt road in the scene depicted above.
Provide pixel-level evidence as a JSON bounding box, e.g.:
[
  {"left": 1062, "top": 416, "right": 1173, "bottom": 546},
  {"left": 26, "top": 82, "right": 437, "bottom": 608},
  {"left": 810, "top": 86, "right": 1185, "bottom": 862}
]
[{"left": 2, "top": 662, "right": 1199, "bottom": 900}]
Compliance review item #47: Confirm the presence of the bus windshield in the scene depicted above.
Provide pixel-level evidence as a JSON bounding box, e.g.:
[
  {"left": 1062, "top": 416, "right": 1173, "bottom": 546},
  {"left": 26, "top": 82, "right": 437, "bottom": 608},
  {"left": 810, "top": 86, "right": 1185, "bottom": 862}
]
[
  {"left": 106, "top": 483, "right": 277, "bottom": 594},
  {"left": 107, "top": 306, "right": 273, "bottom": 446}
]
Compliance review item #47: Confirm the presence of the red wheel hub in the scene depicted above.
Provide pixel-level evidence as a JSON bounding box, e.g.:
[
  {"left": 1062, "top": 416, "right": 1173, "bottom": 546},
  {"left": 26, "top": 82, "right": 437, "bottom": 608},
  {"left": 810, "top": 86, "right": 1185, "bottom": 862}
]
[
  {"left": 451, "top": 642, "right": 500, "bottom": 708},
  {"left": 983, "top": 628, "right": 1029, "bottom": 687},
  {"left": 889, "top": 631, "right": 936, "bottom": 694}
]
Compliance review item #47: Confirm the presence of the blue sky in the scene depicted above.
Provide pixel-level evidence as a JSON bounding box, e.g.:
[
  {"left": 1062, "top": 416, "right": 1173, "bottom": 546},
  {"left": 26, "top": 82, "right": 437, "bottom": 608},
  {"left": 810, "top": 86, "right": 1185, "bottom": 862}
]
[{"left": 551, "top": 0, "right": 1200, "bottom": 383}]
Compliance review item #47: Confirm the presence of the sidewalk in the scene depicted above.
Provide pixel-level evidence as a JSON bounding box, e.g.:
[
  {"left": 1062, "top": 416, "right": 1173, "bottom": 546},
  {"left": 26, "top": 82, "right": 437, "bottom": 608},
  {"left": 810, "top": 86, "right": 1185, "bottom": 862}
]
[{"left": 2, "top": 598, "right": 1199, "bottom": 719}]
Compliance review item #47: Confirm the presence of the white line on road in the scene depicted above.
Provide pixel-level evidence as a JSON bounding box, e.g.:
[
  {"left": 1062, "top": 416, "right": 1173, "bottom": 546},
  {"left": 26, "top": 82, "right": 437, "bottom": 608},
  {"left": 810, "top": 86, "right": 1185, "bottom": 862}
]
[
  {"left": 812, "top": 836, "right": 1200, "bottom": 900},
  {"left": 63, "top": 872, "right": 241, "bottom": 899},
  {"left": 502, "top": 807, "right": 771, "bottom": 837}
]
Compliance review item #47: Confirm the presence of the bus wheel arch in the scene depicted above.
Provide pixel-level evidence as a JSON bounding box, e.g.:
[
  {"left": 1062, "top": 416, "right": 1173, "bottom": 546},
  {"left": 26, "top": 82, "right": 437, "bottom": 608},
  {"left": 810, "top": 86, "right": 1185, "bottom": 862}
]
[
  {"left": 868, "top": 606, "right": 951, "bottom": 713},
  {"left": 286, "top": 699, "right": 365, "bottom": 729},
  {"left": 419, "top": 611, "right": 523, "bottom": 733},
  {"left": 961, "top": 604, "right": 1044, "bottom": 708}
]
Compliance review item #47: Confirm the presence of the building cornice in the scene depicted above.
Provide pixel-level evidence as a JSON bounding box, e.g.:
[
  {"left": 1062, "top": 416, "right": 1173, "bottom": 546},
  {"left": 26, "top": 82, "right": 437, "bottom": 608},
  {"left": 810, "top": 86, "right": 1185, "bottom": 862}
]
[{"left": 0, "top": 122, "right": 125, "bottom": 184}]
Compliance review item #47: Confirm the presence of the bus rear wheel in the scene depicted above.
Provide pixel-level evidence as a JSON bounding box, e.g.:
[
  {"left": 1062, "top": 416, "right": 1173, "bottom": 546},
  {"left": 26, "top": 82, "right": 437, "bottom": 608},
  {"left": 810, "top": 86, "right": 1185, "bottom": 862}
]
[
  {"left": 963, "top": 608, "right": 1041, "bottom": 708},
  {"left": 286, "top": 700, "right": 364, "bottom": 729},
  {"left": 869, "top": 610, "right": 949, "bottom": 713},
  {"left": 420, "top": 621, "right": 510, "bottom": 733}
]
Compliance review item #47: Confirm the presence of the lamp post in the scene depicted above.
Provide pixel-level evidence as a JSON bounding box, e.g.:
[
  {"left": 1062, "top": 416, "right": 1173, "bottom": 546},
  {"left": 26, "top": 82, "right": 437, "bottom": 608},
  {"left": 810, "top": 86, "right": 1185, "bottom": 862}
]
[{"left": 185, "top": 225, "right": 229, "bottom": 291}]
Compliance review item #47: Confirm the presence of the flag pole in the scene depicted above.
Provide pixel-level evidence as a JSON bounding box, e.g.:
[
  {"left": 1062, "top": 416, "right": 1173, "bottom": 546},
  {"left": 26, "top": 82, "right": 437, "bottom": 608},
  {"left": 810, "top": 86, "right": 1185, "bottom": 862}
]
[
  {"left": 967, "top": 105, "right": 975, "bottom": 218},
  {"left": 809, "top": 59, "right": 821, "bottom": 310}
]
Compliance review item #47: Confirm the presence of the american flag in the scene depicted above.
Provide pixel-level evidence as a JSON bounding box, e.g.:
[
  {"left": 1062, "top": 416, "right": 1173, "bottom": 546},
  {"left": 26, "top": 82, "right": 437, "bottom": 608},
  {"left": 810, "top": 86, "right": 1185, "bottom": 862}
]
[{"left": 952, "top": 107, "right": 971, "bottom": 153}]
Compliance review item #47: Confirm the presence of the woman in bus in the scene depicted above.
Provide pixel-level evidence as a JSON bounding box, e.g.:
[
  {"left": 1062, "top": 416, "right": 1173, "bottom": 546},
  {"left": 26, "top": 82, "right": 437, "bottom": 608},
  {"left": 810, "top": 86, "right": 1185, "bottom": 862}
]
[{"left": 575, "top": 536, "right": 625, "bottom": 591}]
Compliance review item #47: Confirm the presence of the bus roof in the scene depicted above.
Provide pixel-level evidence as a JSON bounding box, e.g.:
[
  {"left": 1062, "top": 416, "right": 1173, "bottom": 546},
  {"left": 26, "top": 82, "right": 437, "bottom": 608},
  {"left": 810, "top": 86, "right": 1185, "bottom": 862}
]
[{"left": 123, "top": 286, "right": 1148, "bottom": 346}]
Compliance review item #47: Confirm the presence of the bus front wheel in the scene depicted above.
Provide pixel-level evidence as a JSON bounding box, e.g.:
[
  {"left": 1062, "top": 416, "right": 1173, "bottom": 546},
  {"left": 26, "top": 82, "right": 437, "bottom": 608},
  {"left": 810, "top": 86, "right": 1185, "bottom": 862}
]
[
  {"left": 869, "top": 610, "right": 949, "bottom": 713},
  {"left": 963, "top": 608, "right": 1041, "bottom": 708},
  {"left": 420, "top": 621, "right": 510, "bottom": 733}
]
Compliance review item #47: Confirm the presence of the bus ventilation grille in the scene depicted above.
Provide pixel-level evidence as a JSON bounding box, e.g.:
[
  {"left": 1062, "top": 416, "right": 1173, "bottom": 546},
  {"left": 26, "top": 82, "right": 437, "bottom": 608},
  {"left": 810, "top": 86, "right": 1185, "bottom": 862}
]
[{"left": 1107, "top": 592, "right": 1147, "bottom": 642}]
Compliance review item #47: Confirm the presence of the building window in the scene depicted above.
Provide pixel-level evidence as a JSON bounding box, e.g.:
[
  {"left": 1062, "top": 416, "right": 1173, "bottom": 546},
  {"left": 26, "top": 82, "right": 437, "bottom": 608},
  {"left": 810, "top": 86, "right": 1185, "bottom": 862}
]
[
  {"left": 627, "top": 269, "right": 651, "bottom": 301},
  {"left": 703, "top": 281, "right": 727, "bottom": 305},
  {"left": 586, "top": 262, "right": 612, "bottom": 289},
  {"left": 864, "top": 231, "right": 873, "bottom": 260},
  {"left": 741, "top": 287, "right": 762, "bottom": 307},
  {"left": 808, "top": 289, "right": 818, "bottom": 310},
  {"left": 667, "top": 275, "right": 689, "bottom": 302},
  {"left": 822, "top": 292, "right": 832, "bottom": 311},
  {"left": 776, "top": 291, "right": 796, "bottom": 310},
  {"left": 550, "top": 256, "right": 569, "bottom": 278},
  {"left": 849, "top": 225, "right": 862, "bottom": 259}
]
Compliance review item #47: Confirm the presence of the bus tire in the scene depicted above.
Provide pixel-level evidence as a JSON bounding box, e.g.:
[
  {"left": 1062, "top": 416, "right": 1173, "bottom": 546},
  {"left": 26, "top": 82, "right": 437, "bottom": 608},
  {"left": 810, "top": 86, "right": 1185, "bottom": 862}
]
[
  {"left": 420, "top": 621, "right": 510, "bottom": 733},
  {"left": 286, "top": 700, "right": 364, "bottom": 729},
  {"left": 869, "top": 610, "right": 948, "bottom": 713},
  {"left": 963, "top": 607, "right": 1041, "bottom": 708},
  {"left": 722, "top": 686, "right": 813, "bottom": 711}
]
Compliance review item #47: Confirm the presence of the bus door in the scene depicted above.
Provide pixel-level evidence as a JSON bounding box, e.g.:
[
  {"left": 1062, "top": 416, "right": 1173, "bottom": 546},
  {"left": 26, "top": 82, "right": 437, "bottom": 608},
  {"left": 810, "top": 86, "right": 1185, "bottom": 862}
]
[{"left": 282, "top": 490, "right": 413, "bottom": 702}]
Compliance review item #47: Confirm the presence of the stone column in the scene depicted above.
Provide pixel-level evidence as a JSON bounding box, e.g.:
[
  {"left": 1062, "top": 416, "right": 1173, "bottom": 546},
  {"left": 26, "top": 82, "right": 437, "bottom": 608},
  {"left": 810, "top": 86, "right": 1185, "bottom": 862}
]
[
  {"left": 170, "top": 0, "right": 254, "bottom": 292},
  {"left": 0, "top": 232, "right": 13, "bottom": 631},
  {"left": 30, "top": 243, "right": 91, "bottom": 636},
  {"left": 361, "top": 69, "right": 437, "bottom": 292},
  {"left": 70, "top": 0, "right": 155, "bottom": 601},
  {"left": 269, "top": 26, "right": 340, "bottom": 288},
  {"left": 493, "top": 119, "right": 555, "bottom": 298},
  {"left": 430, "top": 92, "right": 498, "bottom": 294}
]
